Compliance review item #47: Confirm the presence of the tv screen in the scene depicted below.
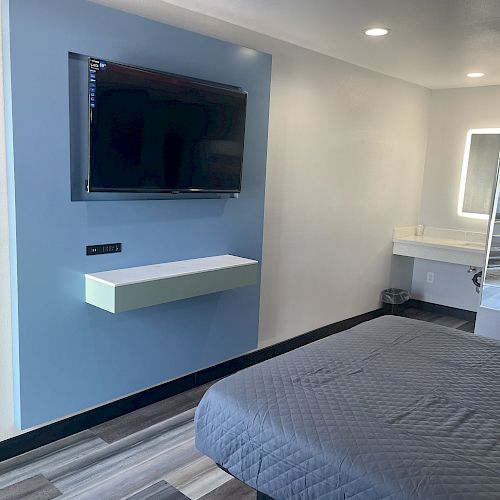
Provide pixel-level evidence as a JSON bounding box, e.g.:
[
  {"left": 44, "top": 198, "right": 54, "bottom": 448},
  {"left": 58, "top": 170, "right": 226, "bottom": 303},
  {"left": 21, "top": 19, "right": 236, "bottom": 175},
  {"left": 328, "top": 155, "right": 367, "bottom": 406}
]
[{"left": 88, "top": 58, "right": 247, "bottom": 193}]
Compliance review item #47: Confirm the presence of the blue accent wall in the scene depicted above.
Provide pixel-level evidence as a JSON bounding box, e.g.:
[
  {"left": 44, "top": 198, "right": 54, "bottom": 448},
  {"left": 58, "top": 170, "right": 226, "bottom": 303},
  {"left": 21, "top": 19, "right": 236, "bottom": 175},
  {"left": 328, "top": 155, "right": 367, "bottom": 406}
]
[{"left": 4, "top": 0, "right": 271, "bottom": 429}]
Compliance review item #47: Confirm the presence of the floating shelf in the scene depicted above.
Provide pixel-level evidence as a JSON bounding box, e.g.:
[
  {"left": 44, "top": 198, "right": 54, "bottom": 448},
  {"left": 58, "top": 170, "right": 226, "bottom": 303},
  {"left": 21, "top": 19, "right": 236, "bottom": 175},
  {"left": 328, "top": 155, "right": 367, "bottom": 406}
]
[{"left": 85, "top": 255, "right": 258, "bottom": 313}]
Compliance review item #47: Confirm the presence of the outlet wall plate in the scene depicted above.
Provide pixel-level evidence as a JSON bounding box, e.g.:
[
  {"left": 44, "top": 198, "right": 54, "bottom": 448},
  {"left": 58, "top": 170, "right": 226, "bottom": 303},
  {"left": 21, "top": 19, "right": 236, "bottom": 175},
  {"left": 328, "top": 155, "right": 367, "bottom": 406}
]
[{"left": 86, "top": 243, "right": 122, "bottom": 256}]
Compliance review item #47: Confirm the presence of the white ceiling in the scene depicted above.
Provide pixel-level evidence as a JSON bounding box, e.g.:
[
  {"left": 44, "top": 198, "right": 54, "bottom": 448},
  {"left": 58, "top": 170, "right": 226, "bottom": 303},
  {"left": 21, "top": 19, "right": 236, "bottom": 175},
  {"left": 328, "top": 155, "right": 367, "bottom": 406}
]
[{"left": 95, "top": 0, "right": 500, "bottom": 89}]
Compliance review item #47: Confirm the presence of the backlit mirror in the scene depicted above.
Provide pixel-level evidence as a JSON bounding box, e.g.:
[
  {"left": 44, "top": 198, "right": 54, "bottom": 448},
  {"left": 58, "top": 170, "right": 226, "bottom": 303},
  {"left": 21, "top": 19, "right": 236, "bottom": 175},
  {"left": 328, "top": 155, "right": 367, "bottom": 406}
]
[{"left": 458, "top": 129, "right": 500, "bottom": 220}]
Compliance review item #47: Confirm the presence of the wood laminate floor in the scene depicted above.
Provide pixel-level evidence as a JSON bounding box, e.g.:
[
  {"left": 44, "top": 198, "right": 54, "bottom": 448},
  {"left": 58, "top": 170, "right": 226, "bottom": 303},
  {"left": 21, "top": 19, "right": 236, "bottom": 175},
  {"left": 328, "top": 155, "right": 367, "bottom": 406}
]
[
  {"left": 402, "top": 306, "right": 475, "bottom": 332},
  {"left": 0, "top": 309, "right": 475, "bottom": 500}
]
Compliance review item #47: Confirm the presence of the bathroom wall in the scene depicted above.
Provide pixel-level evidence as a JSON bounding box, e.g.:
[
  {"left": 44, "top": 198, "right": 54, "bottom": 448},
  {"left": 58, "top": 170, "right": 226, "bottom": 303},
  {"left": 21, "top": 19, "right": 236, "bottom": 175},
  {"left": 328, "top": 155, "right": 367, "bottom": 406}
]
[
  {"left": 411, "top": 86, "right": 500, "bottom": 310},
  {"left": 411, "top": 259, "right": 480, "bottom": 311},
  {"left": 4, "top": 0, "right": 271, "bottom": 430},
  {"left": 419, "top": 86, "right": 500, "bottom": 233}
]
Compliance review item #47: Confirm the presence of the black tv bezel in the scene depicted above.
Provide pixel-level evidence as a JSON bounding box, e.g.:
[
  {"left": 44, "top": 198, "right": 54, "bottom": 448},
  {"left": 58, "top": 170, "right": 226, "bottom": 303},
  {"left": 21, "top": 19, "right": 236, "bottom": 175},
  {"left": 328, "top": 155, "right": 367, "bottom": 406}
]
[{"left": 87, "top": 57, "right": 247, "bottom": 195}]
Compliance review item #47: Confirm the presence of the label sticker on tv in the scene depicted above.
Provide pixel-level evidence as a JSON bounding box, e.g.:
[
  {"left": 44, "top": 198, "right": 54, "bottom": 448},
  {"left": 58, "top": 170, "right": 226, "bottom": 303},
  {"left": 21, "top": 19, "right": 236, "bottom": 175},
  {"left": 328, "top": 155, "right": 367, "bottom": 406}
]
[{"left": 89, "top": 58, "right": 100, "bottom": 71}]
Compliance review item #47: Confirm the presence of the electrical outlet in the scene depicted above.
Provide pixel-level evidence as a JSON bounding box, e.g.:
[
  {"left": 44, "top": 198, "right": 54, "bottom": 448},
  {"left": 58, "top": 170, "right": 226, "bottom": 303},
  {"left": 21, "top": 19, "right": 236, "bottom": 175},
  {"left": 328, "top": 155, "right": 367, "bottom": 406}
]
[
  {"left": 426, "top": 272, "right": 434, "bottom": 284},
  {"left": 86, "top": 243, "right": 122, "bottom": 256}
]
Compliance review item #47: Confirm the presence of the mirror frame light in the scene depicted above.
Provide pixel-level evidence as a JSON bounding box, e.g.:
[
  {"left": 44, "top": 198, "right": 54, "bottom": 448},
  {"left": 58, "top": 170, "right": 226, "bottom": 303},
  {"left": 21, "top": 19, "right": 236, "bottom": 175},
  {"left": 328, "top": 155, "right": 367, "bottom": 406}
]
[{"left": 457, "top": 128, "right": 500, "bottom": 220}]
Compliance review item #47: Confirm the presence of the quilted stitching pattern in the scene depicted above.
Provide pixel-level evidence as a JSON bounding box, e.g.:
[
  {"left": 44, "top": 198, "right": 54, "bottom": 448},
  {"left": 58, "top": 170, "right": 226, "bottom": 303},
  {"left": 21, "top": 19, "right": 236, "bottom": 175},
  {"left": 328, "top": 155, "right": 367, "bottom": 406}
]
[{"left": 194, "top": 316, "right": 500, "bottom": 499}]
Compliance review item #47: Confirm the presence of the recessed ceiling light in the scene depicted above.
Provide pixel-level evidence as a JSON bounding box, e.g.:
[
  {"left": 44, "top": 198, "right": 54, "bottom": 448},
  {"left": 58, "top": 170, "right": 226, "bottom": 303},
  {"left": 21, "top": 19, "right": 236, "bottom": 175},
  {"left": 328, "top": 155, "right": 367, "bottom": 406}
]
[
  {"left": 467, "top": 72, "right": 485, "bottom": 78},
  {"left": 364, "top": 28, "right": 390, "bottom": 37}
]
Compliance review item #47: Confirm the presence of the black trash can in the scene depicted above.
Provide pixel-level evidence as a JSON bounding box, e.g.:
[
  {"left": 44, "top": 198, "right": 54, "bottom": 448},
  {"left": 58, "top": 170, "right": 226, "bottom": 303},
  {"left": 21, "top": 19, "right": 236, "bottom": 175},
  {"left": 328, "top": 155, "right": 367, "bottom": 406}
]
[{"left": 381, "top": 288, "right": 410, "bottom": 316}]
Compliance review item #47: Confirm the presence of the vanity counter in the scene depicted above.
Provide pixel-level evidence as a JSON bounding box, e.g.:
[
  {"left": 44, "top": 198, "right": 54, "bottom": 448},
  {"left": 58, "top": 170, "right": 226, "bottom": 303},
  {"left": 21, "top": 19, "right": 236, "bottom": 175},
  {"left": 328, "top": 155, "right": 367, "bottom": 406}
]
[{"left": 393, "top": 226, "right": 486, "bottom": 267}]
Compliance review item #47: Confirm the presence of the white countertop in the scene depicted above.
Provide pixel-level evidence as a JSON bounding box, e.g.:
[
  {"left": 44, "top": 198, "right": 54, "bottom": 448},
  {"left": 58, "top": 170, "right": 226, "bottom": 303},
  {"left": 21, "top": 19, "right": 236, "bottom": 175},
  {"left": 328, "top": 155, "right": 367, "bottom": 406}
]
[
  {"left": 393, "top": 234, "right": 485, "bottom": 253},
  {"left": 393, "top": 226, "right": 486, "bottom": 267}
]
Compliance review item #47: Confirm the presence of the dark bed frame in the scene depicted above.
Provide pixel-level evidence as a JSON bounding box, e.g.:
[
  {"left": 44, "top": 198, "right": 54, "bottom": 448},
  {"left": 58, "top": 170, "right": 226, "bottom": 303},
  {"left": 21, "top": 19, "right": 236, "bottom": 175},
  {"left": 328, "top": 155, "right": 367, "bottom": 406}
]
[
  {"left": 217, "top": 464, "right": 274, "bottom": 499},
  {"left": 257, "top": 493, "right": 274, "bottom": 500}
]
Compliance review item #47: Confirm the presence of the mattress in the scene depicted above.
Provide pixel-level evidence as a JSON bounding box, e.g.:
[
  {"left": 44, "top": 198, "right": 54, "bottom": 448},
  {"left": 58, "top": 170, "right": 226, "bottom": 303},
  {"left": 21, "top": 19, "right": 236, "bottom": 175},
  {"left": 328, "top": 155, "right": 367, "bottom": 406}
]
[{"left": 194, "top": 316, "right": 500, "bottom": 499}]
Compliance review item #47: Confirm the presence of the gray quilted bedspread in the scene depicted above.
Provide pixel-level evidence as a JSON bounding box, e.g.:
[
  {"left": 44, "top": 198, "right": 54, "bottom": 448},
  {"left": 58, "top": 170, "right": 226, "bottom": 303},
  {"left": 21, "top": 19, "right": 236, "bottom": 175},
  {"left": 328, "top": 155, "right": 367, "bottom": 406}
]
[{"left": 194, "top": 316, "right": 500, "bottom": 499}]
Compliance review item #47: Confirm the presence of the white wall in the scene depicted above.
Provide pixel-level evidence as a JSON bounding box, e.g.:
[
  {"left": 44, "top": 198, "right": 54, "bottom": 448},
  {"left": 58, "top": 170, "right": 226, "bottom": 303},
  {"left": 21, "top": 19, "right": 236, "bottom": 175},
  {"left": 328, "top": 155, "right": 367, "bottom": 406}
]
[
  {"left": 419, "top": 86, "right": 500, "bottom": 233},
  {"left": 411, "top": 259, "right": 480, "bottom": 311},
  {"left": 0, "top": 1, "right": 431, "bottom": 440},
  {"left": 258, "top": 45, "right": 430, "bottom": 344},
  {"left": 411, "top": 258, "right": 481, "bottom": 312},
  {"left": 0, "top": 1, "right": 19, "bottom": 442},
  {"left": 411, "top": 86, "right": 500, "bottom": 311}
]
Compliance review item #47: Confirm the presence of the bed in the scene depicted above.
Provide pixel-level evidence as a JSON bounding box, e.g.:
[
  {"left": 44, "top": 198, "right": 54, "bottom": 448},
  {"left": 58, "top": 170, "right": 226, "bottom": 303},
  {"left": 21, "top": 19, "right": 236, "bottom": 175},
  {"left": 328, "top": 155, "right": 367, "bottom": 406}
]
[{"left": 194, "top": 315, "right": 500, "bottom": 499}]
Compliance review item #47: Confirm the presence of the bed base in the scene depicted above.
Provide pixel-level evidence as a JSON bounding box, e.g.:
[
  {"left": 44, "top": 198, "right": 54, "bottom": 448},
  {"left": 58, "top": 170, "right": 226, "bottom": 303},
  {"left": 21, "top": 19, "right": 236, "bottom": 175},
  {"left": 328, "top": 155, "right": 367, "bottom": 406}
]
[
  {"left": 256, "top": 492, "right": 274, "bottom": 500},
  {"left": 216, "top": 464, "right": 274, "bottom": 499}
]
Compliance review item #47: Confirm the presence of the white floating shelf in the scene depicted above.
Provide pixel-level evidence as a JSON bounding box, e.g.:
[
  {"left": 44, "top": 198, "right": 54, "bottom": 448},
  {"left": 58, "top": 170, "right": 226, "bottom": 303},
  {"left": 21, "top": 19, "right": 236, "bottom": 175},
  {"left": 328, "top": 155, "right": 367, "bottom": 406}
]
[{"left": 85, "top": 255, "right": 258, "bottom": 313}]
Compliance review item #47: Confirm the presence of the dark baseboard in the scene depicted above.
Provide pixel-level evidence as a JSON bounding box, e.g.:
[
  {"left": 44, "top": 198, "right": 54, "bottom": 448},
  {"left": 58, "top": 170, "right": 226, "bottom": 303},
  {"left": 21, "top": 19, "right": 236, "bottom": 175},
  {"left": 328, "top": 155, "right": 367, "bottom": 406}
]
[
  {"left": 406, "top": 299, "right": 476, "bottom": 323},
  {"left": 0, "top": 308, "right": 382, "bottom": 463}
]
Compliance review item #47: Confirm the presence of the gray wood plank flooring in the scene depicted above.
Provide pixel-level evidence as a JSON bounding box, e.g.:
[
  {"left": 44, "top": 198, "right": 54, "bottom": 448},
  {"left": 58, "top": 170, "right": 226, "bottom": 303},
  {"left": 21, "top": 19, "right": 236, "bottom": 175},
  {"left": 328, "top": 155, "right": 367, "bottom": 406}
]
[
  {"left": 0, "top": 308, "right": 474, "bottom": 499},
  {"left": 126, "top": 481, "right": 188, "bottom": 500},
  {"left": 92, "top": 383, "right": 214, "bottom": 444},
  {"left": 49, "top": 410, "right": 200, "bottom": 498},
  {"left": 403, "top": 307, "right": 475, "bottom": 332},
  {"left": 0, "top": 431, "right": 107, "bottom": 490},
  {"left": 0, "top": 474, "right": 61, "bottom": 500}
]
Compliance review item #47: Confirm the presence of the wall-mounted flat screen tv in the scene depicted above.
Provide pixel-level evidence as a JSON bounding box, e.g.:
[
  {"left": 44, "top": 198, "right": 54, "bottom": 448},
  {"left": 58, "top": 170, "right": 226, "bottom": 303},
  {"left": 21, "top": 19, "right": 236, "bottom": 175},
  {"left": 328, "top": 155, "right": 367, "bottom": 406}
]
[{"left": 87, "top": 58, "right": 247, "bottom": 193}]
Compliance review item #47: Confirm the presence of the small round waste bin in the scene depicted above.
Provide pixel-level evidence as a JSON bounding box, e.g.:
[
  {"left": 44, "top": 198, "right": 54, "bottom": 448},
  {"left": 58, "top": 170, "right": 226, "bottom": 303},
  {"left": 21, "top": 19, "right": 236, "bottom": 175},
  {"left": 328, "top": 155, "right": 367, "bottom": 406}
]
[{"left": 381, "top": 288, "right": 410, "bottom": 316}]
